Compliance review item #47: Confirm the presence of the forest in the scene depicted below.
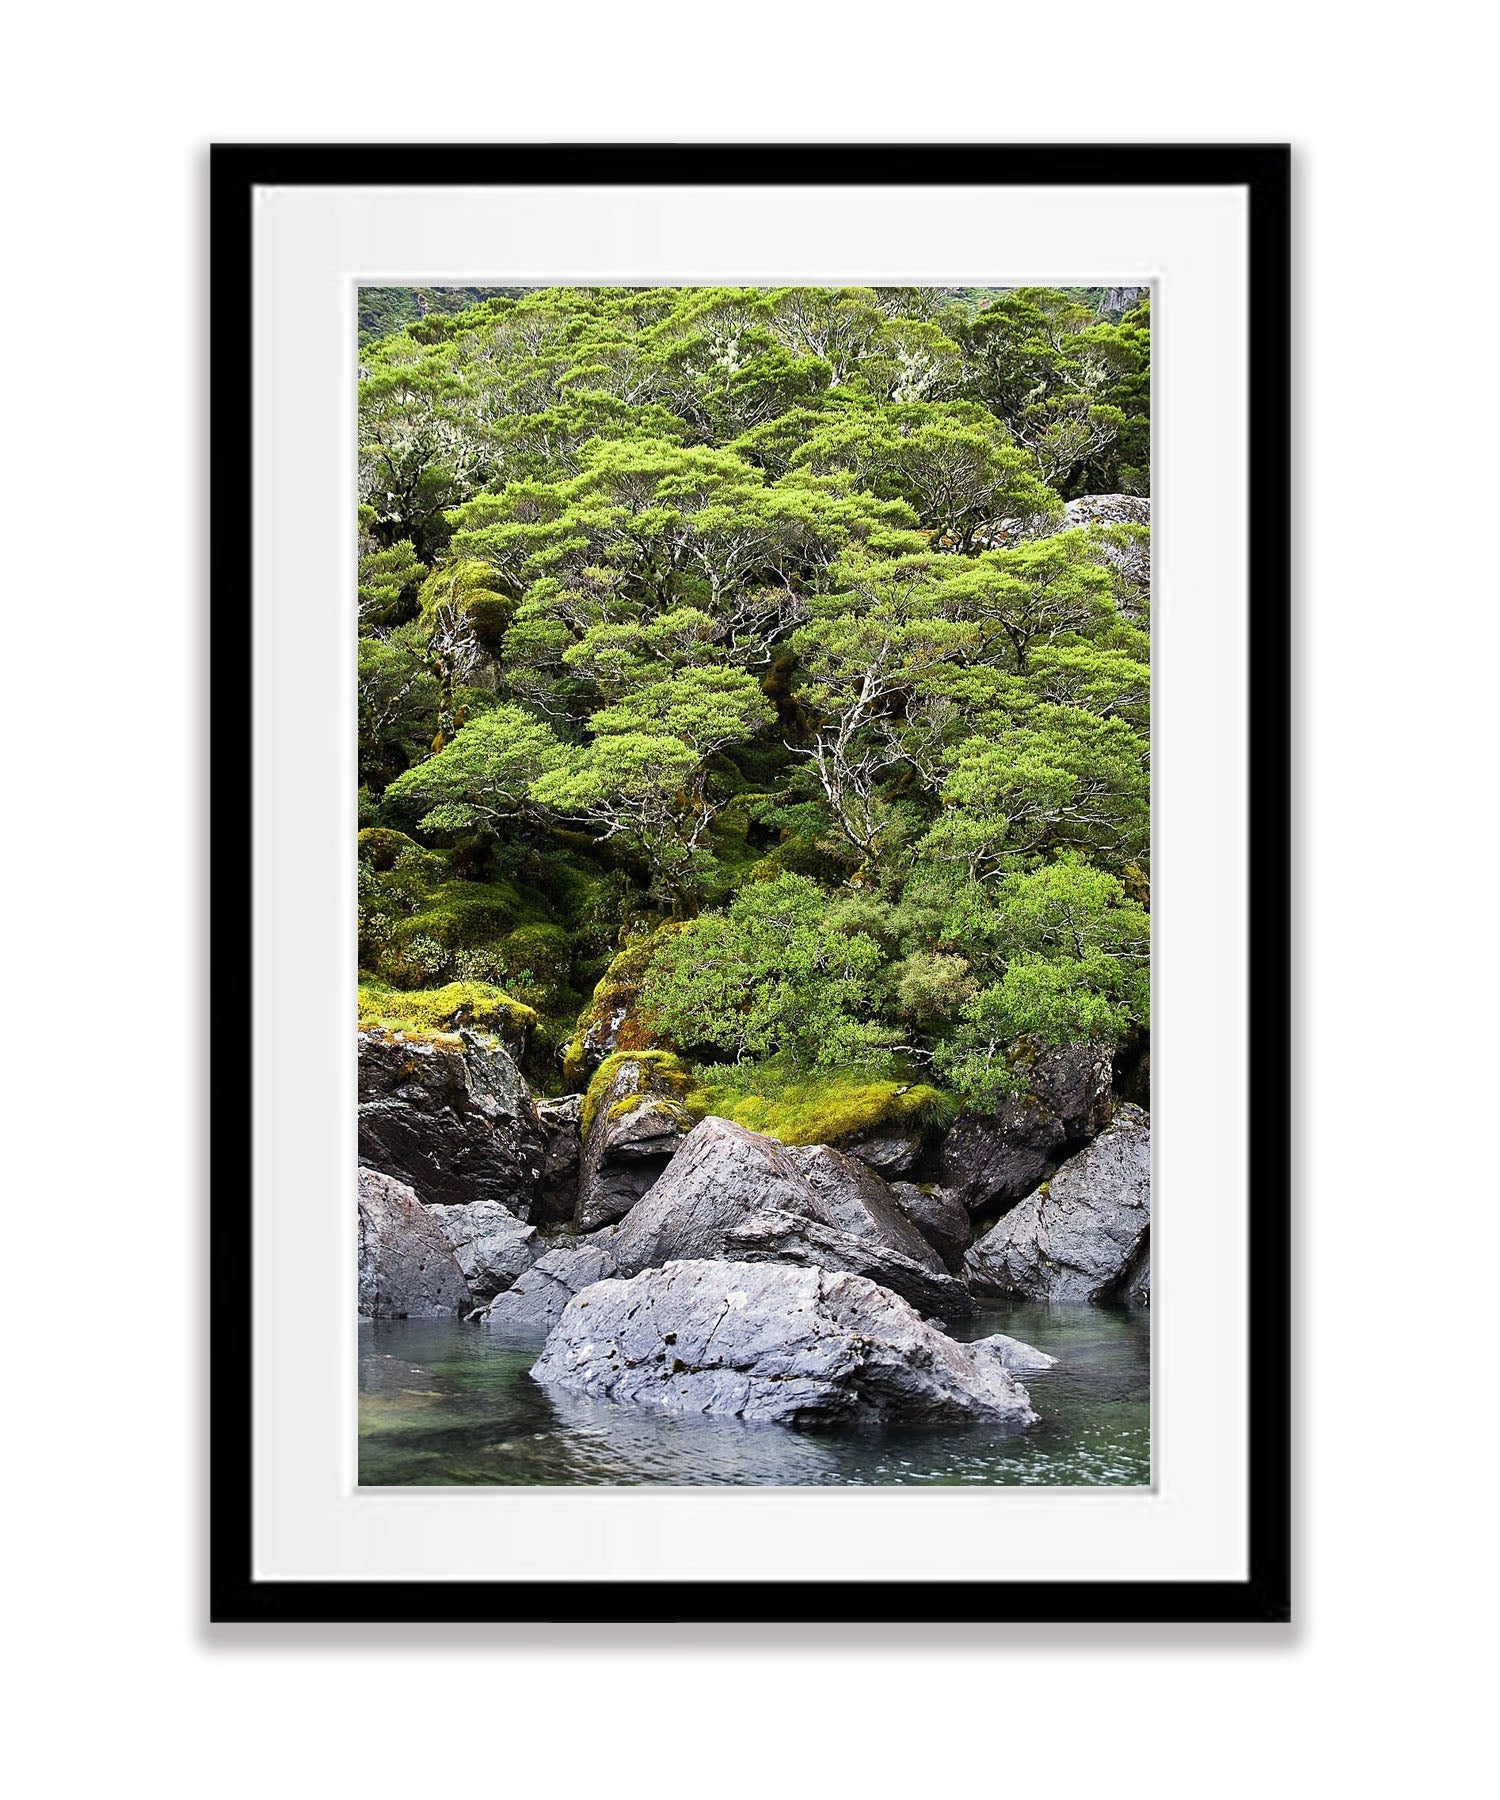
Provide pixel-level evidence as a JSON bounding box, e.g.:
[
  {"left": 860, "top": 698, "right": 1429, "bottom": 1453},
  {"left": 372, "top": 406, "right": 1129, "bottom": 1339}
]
[{"left": 356, "top": 283, "right": 1151, "bottom": 1151}]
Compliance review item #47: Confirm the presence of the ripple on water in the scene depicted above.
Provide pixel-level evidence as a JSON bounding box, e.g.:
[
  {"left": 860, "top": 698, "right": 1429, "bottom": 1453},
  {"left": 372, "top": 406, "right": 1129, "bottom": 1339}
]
[{"left": 357, "top": 1300, "right": 1150, "bottom": 1487}]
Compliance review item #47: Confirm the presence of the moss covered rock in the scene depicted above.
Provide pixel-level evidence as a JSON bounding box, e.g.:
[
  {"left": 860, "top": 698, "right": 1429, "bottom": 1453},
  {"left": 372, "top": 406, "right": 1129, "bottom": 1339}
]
[
  {"left": 574, "top": 1051, "right": 708, "bottom": 1233},
  {"left": 357, "top": 981, "right": 538, "bottom": 1058},
  {"left": 357, "top": 1026, "right": 547, "bottom": 1215},
  {"left": 697, "top": 1066, "right": 955, "bottom": 1175},
  {"left": 561, "top": 923, "right": 686, "bottom": 1089}
]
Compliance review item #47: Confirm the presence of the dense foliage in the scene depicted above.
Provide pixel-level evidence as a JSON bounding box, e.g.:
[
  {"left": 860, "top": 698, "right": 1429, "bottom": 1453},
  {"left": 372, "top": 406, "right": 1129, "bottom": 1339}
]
[{"left": 357, "top": 284, "right": 1150, "bottom": 1118}]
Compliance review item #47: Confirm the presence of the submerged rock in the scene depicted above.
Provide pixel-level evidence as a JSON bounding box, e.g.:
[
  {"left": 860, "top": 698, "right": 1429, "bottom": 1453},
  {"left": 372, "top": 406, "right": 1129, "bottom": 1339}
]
[
  {"left": 357, "top": 1026, "right": 546, "bottom": 1216},
  {"left": 358, "top": 1167, "right": 473, "bottom": 1319},
  {"left": 940, "top": 1043, "right": 1114, "bottom": 1215},
  {"left": 963, "top": 1104, "right": 1151, "bottom": 1304},
  {"left": 574, "top": 1054, "right": 695, "bottom": 1233},
  {"left": 974, "top": 1332, "right": 1057, "bottom": 1372},
  {"left": 426, "top": 1199, "right": 537, "bottom": 1302},
  {"left": 530, "top": 1260, "right": 1038, "bottom": 1430}
]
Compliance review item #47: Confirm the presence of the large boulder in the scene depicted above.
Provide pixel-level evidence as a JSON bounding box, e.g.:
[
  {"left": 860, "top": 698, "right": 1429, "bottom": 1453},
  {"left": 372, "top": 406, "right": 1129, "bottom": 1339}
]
[
  {"left": 890, "top": 1181, "right": 973, "bottom": 1271},
  {"left": 963, "top": 1104, "right": 1150, "bottom": 1303},
  {"left": 610, "top": 1118, "right": 970, "bottom": 1321},
  {"left": 574, "top": 1054, "right": 696, "bottom": 1232},
  {"left": 531, "top": 1260, "right": 1038, "bottom": 1430},
  {"left": 940, "top": 1043, "right": 1114, "bottom": 1216},
  {"left": 532, "top": 1094, "right": 584, "bottom": 1225},
  {"left": 357, "top": 1167, "right": 473, "bottom": 1319},
  {"left": 426, "top": 1199, "right": 537, "bottom": 1302},
  {"left": 480, "top": 1115, "right": 972, "bottom": 1331},
  {"left": 357, "top": 1026, "right": 546, "bottom": 1216}
]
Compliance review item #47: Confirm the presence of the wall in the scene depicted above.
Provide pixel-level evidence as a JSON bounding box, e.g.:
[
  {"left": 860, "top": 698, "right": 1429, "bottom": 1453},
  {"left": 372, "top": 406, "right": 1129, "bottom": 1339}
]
[{"left": 5, "top": 4, "right": 1491, "bottom": 1795}]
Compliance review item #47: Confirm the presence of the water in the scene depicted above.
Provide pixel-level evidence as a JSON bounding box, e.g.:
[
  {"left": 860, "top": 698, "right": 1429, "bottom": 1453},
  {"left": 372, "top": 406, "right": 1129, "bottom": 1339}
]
[{"left": 358, "top": 1300, "right": 1150, "bottom": 1487}]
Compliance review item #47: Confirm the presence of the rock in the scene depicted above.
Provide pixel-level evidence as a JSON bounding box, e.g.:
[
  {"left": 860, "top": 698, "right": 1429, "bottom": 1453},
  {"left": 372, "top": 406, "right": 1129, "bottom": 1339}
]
[
  {"left": 1098, "top": 286, "right": 1147, "bottom": 316},
  {"left": 963, "top": 1104, "right": 1150, "bottom": 1303},
  {"left": 531, "top": 1260, "right": 1038, "bottom": 1430},
  {"left": 974, "top": 1332, "right": 1057, "bottom": 1372},
  {"left": 720, "top": 1209, "right": 968, "bottom": 1326},
  {"left": 425, "top": 1199, "right": 537, "bottom": 1302},
  {"left": 574, "top": 1055, "right": 696, "bottom": 1232},
  {"left": 890, "top": 1181, "right": 973, "bottom": 1270},
  {"left": 940, "top": 1043, "right": 1114, "bottom": 1216},
  {"left": 357, "top": 1026, "right": 546, "bottom": 1216},
  {"left": 1061, "top": 493, "right": 1151, "bottom": 530},
  {"left": 561, "top": 925, "right": 683, "bottom": 1084},
  {"left": 476, "top": 1241, "right": 619, "bottom": 1333},
  {"left": 357, "top": 1167, "right": 473, "bottom": 1318},
  {"left": 533, "top": 1094, "right": 584, "bottom": 1225},
  {"left": 842, "top": 1128, "right": 924, "bottom": 1178},
  {"left": 609, "top": 1117, "right": 972, "bottom": 1321},
  {"left": 1119, "top": 1243, "right": 1151, "bottom": 1307}
]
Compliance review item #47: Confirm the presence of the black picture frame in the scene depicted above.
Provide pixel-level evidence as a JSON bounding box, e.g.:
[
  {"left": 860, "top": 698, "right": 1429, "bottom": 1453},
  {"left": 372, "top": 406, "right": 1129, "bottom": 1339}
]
[{"left": 210, "top": 142, "right": 1290, "bottom": 1626}]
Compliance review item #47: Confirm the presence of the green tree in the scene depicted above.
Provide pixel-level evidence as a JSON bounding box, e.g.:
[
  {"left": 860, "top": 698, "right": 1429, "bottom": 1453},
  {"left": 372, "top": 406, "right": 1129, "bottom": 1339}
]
[{"left": 640, "top": 873, "right": 894, "bottom": 1067}]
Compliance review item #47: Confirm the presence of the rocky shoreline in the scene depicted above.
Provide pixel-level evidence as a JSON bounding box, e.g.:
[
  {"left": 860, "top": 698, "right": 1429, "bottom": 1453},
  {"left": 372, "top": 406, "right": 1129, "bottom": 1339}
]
[{"left": 357, "top": 1026, "right": 1149, "bottom": 1432}]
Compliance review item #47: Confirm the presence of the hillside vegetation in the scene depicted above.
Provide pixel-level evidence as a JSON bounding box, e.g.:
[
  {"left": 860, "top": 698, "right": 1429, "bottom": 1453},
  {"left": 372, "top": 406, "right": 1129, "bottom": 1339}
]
[{"left": 357, "top": 284, "right": 1151, "bottom": 1127}]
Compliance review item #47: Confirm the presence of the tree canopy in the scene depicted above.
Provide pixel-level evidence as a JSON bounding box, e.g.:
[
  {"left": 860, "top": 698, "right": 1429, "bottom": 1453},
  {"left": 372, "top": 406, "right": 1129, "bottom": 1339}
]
[{"left": 357, "top": 284, "right": 1150, "bottom": 1111}]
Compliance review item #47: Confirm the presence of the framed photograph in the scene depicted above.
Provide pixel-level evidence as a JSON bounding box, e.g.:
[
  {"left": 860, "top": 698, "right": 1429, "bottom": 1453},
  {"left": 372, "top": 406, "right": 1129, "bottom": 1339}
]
[{"left": 212, "top": 143, "right": 1289, "bottom": 1623}]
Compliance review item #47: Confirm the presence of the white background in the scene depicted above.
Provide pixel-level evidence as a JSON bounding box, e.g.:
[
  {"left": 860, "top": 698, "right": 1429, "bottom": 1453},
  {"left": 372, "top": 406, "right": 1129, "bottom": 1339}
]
[
  {"left": 5, "top": 3, "right": 1494, "bottom": 1796},
  {"left": 253, "top": 180, "right": 1248, "bottom": 1584}
]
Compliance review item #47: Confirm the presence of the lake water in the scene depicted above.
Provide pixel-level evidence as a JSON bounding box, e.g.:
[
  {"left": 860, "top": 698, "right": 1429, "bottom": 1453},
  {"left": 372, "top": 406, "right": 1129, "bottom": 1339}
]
[{"left": 358, "top": 1298, "right": 1150, "bottom": 1486}]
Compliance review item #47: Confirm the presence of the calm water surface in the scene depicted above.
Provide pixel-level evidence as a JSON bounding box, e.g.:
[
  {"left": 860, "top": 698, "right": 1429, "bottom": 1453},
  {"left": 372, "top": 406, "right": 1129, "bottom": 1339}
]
[{"left": 359, "top": 1299, "right": 1150, "bottom": 1486}]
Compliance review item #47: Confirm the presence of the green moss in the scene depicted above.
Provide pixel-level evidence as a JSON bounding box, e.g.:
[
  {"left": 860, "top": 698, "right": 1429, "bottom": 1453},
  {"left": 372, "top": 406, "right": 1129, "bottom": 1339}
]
[
  {"left": 561, "top": 922, "right": 686, "bottom": 1089},
  {"left": 391, "top": 879, "right": 530, "bottom": 953},
  {"left": 580, "top": 1049, "right": 709, "bottom": 1136},
  {"left": 357, "top": 981, "right": 539, "bottom": 1043},
  {"left": 698, "top": 1063, "right": 956, "bottom": 1148},
  {"left": 357, "top": 827, "right": 414, "bottom": 872}
]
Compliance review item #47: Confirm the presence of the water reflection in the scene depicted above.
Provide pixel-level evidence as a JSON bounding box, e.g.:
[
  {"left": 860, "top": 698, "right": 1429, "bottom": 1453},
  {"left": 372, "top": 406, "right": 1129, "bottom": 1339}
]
[{"left": 358, "top": 1300, "right": 1150, "bottom": 1487}]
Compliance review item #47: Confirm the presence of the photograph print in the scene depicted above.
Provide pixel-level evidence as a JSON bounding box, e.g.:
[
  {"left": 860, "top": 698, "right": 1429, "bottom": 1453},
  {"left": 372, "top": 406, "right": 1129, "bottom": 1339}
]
[{"left": 355, "top": 282, "right": 1152, "bottom": 1487}]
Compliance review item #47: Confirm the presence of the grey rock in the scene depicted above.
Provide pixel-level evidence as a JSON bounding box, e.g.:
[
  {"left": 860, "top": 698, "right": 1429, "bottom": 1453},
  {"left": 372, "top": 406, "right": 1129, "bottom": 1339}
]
[
  {"left": 533, "top": 1094, "right": 584, "bottom": 1225},
  {"left": 610, "top": 1118, "right": 972, "bottom": 1322},
  {"left": 357, "top": 1027, "right": 547, "bottom": 1216},
  {"left": 357, "top": 1167, "right": 473, "bottom": 1319},
  {"left": 426, "top": 1199, "right": 537, "bottom": 1302},
  {"left": 1119, "top": 1243, "right": 1151, "bottom": 1308},
  {"left": 973, "top": 1332, "right": 1057, "bottom": 1372},
  {"left": 574, "top": 1056, "right": 694, "bottom": 1232},
  {"left": 1061, "top": 493, "right": 1151, "bottom": 530},
  {"left": 890, "top": 1181, "right": 973, "bottom": 1270},
  {"left": 721, "top": 1209, "right": 968, "bottom": 1326},
  {"left": 575, "top": 1003, "right": 629, "bottom": 1074},
  {"left": 842, "top": 1129, "right": 924, "bottom": 1177},
  {"left": 940, "top": 1043, "right": 1114, "bottom": 1215},
  {"left": 477, "top": 1241, "right": 619, "bottom": 1333},
  {"left": 963, "top": 1104, "right": 1151, "bottom": 1303},
  {"left": 531, "top": 1260, "right": 1038, "bottom": 1430}
]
